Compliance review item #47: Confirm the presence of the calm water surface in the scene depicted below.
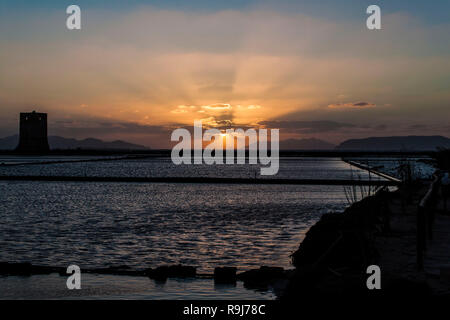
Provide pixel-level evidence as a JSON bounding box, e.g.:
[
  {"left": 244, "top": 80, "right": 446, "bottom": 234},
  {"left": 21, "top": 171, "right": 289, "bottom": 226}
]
[{"left": 0, "top": 157, "right": 370, "bottom": 299}]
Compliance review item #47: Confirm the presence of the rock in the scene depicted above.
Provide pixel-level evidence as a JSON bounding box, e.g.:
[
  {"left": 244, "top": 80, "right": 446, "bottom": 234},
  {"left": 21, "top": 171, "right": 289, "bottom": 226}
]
[
  {"left": 89, "top": 265, "right": 145, "bottom": 276},
  {"left": 0, "top": 262, "right": 31, "bottom": 276},
  {"left": 0, "top": 262, "right": 56, "bottom": 276},
  {"left": 149, "top": 266, "right": 169, "bottom": 281},
  {"left": 214, "top": 267, "right": 237, "bottom": 284},
  {"left": 238, "top": 266, "right": 286, "bottom": 289},
  {"left": 291, "top": 213, "right": 343, "bottom": 268},
  {"left": 148, "top": 264, "right": 196, "bottom": 281}
]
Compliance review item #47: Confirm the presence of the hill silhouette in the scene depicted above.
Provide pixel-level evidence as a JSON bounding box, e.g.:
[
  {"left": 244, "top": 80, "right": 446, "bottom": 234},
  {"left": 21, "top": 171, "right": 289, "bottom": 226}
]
[
  {"left": 336, "top": 135, "right": 450, "bottom": 151},
  {"left": 0, "top": 135, "right": 149, "bottom": 151}
]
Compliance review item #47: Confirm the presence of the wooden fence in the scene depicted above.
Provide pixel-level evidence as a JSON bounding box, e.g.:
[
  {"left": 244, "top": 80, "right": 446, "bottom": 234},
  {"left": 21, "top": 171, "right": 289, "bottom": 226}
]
[{"left": 417, "top": 175, "right": 440, "bottom": 271}]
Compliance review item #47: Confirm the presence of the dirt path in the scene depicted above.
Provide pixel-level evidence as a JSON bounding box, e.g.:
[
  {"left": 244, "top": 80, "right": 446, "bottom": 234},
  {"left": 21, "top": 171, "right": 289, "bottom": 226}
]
[{"left": 375, "top": 184, "right": 450, "bottom": 294}]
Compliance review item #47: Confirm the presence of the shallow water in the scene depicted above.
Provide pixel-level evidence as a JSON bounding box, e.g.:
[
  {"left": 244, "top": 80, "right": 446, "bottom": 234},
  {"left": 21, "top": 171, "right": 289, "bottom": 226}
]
[
  {"left": 0, "top": 181, "right": 348, "bottom": 272},
  {"left": 0, "top": 156, "right": 375, "bottom": 180},
  {"left": 0, "top": 274, "right": 275, "bottom": 300},
  {"left": 0, "top": 157, "right": 372, "bottom": 299}
]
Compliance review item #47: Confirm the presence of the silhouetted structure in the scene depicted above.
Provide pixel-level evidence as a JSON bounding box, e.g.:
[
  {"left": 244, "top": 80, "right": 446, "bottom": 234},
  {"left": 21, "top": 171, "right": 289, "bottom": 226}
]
[{"left": 16, "top": 111, "right": 50, "bottom": 152}]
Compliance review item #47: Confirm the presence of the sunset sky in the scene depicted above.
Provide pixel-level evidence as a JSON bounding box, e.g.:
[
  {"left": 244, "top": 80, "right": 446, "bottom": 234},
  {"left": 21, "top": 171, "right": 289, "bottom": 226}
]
[{"left": 0, "top": 0, "right": 449, "bottom": 148}]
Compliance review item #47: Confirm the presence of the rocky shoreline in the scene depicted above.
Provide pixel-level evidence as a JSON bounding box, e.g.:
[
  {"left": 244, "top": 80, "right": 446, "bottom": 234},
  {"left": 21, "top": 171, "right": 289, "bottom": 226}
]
[
  {"left": 282, "top": 181, "right": 445, "bottom": 298},
  {"left": 0, "top": 261, "right": 291, "bottom": 295}
]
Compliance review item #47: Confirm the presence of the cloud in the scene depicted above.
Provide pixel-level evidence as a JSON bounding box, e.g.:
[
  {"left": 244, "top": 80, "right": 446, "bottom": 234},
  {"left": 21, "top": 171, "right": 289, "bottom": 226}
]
[
  {"left": 170, "top": 105, "right": 195, "bottom": 113},
  {"left": 408, "top": 124, "right": 428, "bottom": 130},
  {"left": 198, "top": 84, "right": 233, "bottom": 94},
  {"left": 171, "top": 109, "right": 188, "bottom": 114},
  {"left": 177, "top": 105, "right": 197, "bottom": 109},
  {"left": 258, "top": 120, "right": 356, "bottom": 133},
  {"left": 328, "top": 101, "right": 376, "bottom": 109},
  {"left": 49, "top": 118, "right": 173, "bottom": 136},
  {"left": 201, "top": 103, "right": 232, "bottom": 110}
]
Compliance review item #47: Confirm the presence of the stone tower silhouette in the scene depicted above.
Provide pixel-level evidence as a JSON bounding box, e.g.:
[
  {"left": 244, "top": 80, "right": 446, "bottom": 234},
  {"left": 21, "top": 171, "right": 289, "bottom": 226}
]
[{"left": 16, "top": 111, "right": 50, "bottom": 152}]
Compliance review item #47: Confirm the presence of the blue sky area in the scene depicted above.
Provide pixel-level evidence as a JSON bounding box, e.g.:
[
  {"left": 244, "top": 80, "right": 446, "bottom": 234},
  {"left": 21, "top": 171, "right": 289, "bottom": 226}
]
[{"left": 1, "top": 0, "right": 449, "bottom": 23}]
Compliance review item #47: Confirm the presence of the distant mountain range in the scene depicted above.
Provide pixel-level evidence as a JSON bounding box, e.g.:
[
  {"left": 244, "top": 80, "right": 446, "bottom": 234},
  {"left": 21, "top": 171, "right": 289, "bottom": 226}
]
[
  {"left": 336, "top": 135, "right": 450, "bottom": 151},
  {"left": 0, "top": 135, "right": 149, "bottom": 151},
  {"left": 275, "top": 136, "right": 450, "bottom": 151},
  {"left": 0, "top": 134, "right": 449, "bottom": 151}
]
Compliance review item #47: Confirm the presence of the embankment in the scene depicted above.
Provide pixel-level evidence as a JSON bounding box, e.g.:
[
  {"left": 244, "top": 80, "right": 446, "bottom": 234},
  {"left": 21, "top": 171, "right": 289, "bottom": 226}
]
[{"left": 283, "top": 183, "right": 433, "bottom": 298}]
